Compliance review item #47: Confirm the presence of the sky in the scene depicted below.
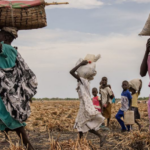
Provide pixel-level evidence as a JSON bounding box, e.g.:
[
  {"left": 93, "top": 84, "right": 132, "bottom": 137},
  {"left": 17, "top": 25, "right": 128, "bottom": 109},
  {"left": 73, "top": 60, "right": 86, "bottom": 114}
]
[{"left": 12, "top": 0, "right": 150, "bottom": 98}]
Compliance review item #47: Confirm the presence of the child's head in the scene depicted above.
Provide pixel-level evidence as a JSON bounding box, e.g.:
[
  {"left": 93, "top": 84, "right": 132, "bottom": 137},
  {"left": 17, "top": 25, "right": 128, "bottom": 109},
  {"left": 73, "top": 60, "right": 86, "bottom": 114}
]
[
  {"left": 101, "top": 77, "right": 108, "bottom": 86},
  {"left": 122, "top": 80, "right": 129, "bottom": 91},
  {"left": 92, "top": 88, "right": 98, "bottom": 97}
]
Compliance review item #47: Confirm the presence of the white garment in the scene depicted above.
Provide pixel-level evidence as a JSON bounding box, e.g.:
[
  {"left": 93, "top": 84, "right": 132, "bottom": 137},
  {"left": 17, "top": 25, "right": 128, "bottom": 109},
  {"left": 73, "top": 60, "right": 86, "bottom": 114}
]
[
  {"left": 74, "top": 77, "right": 104, "bottom": 133},
  {"left": 99, "top": 86, "right": 113, "bottom": 105}
]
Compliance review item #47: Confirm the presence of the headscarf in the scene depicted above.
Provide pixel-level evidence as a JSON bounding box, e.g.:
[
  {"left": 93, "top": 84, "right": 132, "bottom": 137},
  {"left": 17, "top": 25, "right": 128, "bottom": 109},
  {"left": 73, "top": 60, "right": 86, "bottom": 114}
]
[{"left": 2, "top": 27, "right": 18, "bottom": 38}]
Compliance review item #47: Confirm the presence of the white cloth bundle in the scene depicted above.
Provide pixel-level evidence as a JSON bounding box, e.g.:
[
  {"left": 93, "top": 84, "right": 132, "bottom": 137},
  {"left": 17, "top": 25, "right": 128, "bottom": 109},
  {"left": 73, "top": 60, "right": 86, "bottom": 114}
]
[
  {"left": 76, "top": 54, "right": 100, "bottom": 81},
  {"left": 129, "top": 79, "right": 141, "bottom": 91}
]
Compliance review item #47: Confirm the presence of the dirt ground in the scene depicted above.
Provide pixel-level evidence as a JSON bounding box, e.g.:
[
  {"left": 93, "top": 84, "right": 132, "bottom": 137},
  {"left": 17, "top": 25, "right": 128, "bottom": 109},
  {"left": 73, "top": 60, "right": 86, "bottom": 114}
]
[{"left": 0, "top": 101, "right": 150, "bottom": 150}]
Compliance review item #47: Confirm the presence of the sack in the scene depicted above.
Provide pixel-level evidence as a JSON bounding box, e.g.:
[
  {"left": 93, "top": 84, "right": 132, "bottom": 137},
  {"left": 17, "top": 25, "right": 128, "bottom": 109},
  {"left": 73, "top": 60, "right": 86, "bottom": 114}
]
[
  {"left": 0, "top": 0, "right": 47, "bottom": 30},
  {"left": 76, "top": 54, "right": 100, "bottom": 80},
  {"left": 129, "top": 79, "right": 141, "bottom": 91},
  {"left": 139, "top": 14, "right": 150, "bottom": 36},
  {"left": 124, "top": 110, "right": 135, "bottom": 125}
]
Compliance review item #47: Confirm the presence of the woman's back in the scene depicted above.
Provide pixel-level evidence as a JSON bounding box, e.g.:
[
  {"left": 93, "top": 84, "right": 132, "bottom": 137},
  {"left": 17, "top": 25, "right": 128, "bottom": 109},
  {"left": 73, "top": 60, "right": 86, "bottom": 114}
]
[{"left": 0, "top": 42, "right": 17, "bottom": 69}]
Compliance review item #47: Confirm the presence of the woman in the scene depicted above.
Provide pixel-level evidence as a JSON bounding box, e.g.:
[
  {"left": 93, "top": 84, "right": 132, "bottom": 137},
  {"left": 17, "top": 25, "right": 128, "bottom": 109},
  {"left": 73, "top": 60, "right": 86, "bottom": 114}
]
[
  {"left": 140, "top": 38, "right": 150, "bottom": 132},
  {"left": 0, "top": 27, "right": 37, "bottom": 150},
  {"left": 70, "top": 54, "right": 105, "bottom": 147}
]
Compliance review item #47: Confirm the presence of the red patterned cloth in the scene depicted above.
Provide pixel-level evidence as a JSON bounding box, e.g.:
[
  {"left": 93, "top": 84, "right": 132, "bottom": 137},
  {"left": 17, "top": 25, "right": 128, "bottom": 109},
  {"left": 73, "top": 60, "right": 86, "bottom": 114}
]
[{"left": 0, "top": 0, "right": 44, "bottom": 8}]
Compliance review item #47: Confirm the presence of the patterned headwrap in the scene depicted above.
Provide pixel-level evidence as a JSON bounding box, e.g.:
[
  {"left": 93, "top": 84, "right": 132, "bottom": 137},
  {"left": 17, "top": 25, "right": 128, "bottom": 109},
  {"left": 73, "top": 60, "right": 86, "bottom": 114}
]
[{"left": 2, "top": 27, "right": 18, "bottom": 38}]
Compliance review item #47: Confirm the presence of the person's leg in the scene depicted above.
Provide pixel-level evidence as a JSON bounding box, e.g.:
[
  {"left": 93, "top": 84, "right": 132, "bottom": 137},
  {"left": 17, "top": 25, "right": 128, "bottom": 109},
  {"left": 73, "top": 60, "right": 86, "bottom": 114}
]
[
  {"left": 89, "top": 130, "right": 101, "bottom": 138},
  {"left": 15, "top": 127, "right": 34, "bottom": 150},
  {"left": 107, "top": 118, "right": 110, "bottom": 127},
  {"left": 4, "top": 128, "right": 10, "bottom": 141},
  {"left": 115, "top": 110, "right": 126, "bottom": 131},
  {"left": 135, "top": 120, "right": 142, "bottom": 130},
  {"left": 89, "top": 130, "right": 106, "bottom": 147},
  {"left": 126, "top": 125, "right": 131, "bottom": 131},
  {"left": 79, "top": 132, "right": 83, "bottom": 139}
]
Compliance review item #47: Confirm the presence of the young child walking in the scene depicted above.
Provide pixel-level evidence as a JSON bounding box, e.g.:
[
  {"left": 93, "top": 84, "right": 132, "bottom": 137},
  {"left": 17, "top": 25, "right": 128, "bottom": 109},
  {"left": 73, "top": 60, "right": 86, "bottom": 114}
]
[
  {"left": 99, "top": 77, "right": 114, "bottom": 127},
  {"left": 92, "top": 88, "right": 101, "bottom": 113},
  {"left": 115, "top": 81, "right": 132, "bottom": 132},
  {"left": 129, "top": 79, "right": 142, "bottom": 130},
  {"left": 70, "top": 54, "right": 105, "bottom": 147}
]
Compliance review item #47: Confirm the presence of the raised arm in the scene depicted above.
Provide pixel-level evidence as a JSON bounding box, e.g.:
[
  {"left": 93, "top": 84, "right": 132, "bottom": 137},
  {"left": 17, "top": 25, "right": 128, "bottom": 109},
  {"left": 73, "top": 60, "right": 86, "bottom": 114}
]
[
  {"left": 138, "top": 79, "right": 142, "bottom": 94},
  {"left": 70, "top": 60, "right": 88, "bottom": 84},
  {"left": 140, "top": 39, "right": 150, "bottom": 77}
]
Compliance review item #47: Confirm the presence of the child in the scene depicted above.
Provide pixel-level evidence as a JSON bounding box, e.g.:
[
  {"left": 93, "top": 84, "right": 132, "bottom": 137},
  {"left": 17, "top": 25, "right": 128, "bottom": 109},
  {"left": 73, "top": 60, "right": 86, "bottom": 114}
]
[
  {"left": 129, "top": 79, "right": 142, "bottom": 130},
  {"left": 70, "top": 54, "right": 105, "bottom": 147},
  {"left": 99, "top": 77, "right": 114, "bottom": 127},
  {"left": 92, "top": 88, "right": 101, "bottom": 112},
  {"left": 115, "top": 81, "right": 132, "bottom": 132}
]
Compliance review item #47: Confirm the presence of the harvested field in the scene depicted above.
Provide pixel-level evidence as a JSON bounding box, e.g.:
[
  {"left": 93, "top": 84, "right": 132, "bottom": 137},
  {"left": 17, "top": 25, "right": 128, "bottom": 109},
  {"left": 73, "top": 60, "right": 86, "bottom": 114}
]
[{"left": 0, "top": 100, "right": 150, "bottom": 150}]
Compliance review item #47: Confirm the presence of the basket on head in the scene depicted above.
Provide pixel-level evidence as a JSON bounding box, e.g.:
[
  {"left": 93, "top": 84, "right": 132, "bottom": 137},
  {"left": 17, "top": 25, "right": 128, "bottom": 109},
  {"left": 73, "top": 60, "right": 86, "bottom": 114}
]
[
  {"left": 139, "top": 14, "right": 150, "bottom": 36},
  {"left": 0, "top": 0, "right": 47, "bottom": 30},
  {"left": 129, "top": 79, "right": 141, "bottom": 91}
]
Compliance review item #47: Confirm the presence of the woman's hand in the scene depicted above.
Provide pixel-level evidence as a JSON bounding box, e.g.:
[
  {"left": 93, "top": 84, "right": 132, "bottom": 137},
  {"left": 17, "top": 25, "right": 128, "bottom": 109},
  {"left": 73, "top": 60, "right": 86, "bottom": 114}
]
[
  {"left": 70, "top": 60, "right": 88, "bottom": 84},
  {"left": 80, "top": 60, "right": 88, "bottom": 66}
]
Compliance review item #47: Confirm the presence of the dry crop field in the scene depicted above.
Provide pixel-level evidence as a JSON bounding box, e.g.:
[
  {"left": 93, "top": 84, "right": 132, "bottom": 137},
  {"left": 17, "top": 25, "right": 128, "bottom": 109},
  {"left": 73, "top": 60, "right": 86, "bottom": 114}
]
[{"left": 0, "top": 100, "right": 150, "bottom": 150}]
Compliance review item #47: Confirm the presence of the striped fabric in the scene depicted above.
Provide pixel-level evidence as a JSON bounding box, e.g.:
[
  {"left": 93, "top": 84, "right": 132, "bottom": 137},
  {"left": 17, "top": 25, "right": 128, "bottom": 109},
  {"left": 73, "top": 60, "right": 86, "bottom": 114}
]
[{"left": 0, "top": 0, "right": 44, "bottom": 8}]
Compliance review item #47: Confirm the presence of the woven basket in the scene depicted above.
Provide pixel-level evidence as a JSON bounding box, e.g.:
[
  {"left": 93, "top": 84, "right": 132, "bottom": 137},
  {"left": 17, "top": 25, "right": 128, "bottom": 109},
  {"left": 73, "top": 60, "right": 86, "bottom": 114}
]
[{"left": 0, "top": 4, "right": 47, "bottom": 30}]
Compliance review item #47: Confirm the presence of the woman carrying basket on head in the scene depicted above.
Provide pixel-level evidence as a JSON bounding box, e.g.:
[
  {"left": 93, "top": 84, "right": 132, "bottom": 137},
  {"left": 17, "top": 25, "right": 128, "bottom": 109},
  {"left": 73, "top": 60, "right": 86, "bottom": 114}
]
[{"left": 0, "top": 27, "right": 37, "bottom": 150}]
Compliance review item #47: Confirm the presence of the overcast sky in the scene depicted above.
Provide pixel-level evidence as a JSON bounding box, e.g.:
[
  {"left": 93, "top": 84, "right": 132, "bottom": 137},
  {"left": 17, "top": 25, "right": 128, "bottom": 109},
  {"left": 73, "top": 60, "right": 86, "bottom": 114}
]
[{"left": 13, "top": 0, "right": 150, "bottom": 98}]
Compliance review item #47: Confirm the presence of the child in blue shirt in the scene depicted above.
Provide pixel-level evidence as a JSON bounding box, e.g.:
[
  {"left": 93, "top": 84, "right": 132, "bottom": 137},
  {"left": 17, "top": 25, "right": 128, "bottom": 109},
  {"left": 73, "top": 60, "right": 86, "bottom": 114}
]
[{"left": 115, "top": 81, "right": 132, "bottom": 132}]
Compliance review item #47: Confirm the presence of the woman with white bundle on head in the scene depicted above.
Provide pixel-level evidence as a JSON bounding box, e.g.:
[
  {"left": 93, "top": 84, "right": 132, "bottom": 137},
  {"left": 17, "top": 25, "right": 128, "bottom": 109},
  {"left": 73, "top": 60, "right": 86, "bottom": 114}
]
[
  {"left": 70, "top": 54, "right": 105, "bottom": 147},
  {"left": 129, "top": 79, "right": 142, "bottom": 130}
]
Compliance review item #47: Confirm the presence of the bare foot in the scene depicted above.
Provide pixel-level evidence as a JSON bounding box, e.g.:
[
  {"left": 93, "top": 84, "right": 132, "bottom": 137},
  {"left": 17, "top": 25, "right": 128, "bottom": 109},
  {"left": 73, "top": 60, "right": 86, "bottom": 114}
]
[{"left": 100, "top": 135, "right": 107, "bottom": 147}]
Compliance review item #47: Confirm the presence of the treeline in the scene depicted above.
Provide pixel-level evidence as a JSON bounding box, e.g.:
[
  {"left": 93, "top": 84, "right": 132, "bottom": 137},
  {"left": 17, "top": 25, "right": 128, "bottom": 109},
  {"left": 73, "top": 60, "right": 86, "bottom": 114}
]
[
  {"left": 138, "top": 97, "right": 149, "bottom": 100},
  {"left": 116, "top": 97, "right": 148, "bottom": 101},
  {"left": 32, "top": 97, "right": 148, "bottom": 101},
  {"left": 32, "top": 98, "right": 79, "bottom": 101}
]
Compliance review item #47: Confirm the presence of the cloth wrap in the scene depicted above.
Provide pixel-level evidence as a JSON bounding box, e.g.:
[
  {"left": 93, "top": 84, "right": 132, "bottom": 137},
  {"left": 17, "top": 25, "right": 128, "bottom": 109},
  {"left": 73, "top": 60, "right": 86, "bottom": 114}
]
[
  {"left": 2, "top": 27, "right": 18, "bottom": 38},
  {"left": 0, "top": 52, "right": 37, "bottom": 122}
]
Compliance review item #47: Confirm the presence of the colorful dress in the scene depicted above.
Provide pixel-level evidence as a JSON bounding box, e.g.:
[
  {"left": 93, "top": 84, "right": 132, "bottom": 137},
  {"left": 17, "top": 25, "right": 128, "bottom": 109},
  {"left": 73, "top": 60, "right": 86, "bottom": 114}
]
[
  {"left": 147, "top": 55, "right": 150, "bottom": 131},
  {"left": 0, "top": 42, "right": 26, "bottom": 131},
  {"left": 74, "top": 77, "right": 104, "bottom": 133},
  {"left": 92, "top": 96, "right": 101, "bottom": 112}
]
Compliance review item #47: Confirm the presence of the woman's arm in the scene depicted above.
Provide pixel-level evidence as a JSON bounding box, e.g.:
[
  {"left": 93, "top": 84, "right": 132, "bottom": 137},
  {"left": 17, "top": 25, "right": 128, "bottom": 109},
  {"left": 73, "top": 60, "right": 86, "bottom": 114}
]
[
  {"left": 70, "top": 60, "right": 88, "bottom": 84},
  {"left": 140, "top": 39, "right": 150, "bottom": 77},
  {"left": 138, "top": 79, "right": 142, "bottom": 94}
]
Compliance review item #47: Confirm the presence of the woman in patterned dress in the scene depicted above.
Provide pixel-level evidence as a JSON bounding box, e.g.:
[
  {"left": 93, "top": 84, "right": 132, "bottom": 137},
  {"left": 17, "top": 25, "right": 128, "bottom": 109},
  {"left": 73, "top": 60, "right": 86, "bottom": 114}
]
[{"left": 0, "top": 27, "right": 36, "bottom": 150}]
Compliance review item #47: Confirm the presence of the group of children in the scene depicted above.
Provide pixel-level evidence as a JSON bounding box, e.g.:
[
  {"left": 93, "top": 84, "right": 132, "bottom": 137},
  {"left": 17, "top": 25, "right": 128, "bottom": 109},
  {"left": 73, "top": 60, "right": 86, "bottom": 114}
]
[
  {"left": 70, "top": 54, "right": 145, "bottom": 147},
  {"left": 92, "top": 77, "right": 142, "bottom": 132}
]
